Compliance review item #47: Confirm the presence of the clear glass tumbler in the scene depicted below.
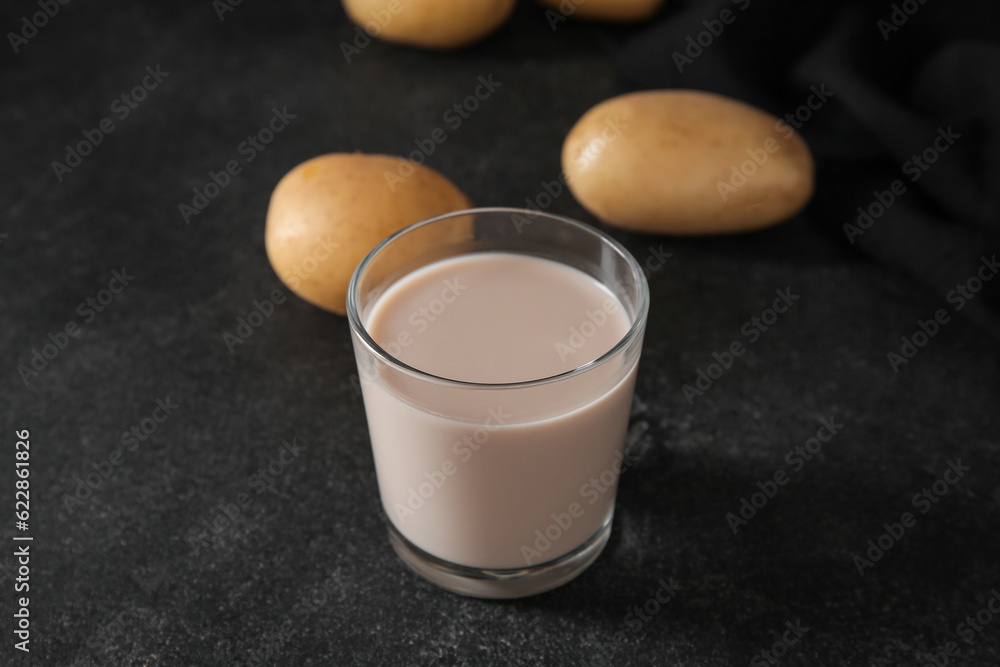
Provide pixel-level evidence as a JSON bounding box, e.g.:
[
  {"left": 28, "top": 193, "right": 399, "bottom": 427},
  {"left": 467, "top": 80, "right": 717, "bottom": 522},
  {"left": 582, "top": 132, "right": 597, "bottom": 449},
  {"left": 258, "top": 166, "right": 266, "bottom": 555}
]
[{"left": 347, "top": 208, "right": 649, "bottom": 598}]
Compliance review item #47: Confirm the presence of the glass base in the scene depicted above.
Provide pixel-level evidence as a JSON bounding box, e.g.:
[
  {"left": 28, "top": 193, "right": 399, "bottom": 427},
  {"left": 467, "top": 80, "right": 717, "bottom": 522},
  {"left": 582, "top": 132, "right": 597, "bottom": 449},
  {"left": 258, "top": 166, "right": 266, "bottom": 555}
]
[{"left": 387, "top": 519, "right": 613, "bottom": 599}]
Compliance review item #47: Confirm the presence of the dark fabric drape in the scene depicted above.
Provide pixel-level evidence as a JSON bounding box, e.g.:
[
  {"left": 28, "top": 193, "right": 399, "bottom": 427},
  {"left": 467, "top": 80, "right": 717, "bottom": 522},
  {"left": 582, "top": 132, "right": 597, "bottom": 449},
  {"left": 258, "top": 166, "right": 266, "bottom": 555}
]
[{"left": 617, "top": 0, "right": 1000, "bottom": 336}]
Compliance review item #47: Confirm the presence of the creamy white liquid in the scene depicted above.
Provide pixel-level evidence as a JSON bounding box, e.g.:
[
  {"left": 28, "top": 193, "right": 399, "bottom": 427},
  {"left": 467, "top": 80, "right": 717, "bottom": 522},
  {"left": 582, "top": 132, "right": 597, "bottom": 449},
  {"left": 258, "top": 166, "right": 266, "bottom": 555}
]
[{"left": 361, "top": 252, "right": 636, "bottom": 569}]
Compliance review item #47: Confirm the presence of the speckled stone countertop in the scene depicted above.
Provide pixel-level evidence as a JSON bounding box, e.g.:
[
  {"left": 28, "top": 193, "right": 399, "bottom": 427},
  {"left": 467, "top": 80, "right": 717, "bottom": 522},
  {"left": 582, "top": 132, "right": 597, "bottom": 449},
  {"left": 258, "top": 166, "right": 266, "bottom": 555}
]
[{"left": 2, "top": 0, "right": 998, "bottom": 664}]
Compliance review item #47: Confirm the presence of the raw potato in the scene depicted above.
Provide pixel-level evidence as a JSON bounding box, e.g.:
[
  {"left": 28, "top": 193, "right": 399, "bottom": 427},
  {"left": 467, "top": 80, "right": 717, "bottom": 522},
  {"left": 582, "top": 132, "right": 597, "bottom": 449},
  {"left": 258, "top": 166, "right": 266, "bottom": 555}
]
[
  {"left": 536, "top": 0, "right": 665, "bottom": 22},
  {"left": 562, "top": 90, "right": 815, "bottom": 235},
  {"left": 341, "top": 0, "right": 517, "bottom": 50},
  {"left": 265, "top": 153, "right": 472, "bottom": 315}
]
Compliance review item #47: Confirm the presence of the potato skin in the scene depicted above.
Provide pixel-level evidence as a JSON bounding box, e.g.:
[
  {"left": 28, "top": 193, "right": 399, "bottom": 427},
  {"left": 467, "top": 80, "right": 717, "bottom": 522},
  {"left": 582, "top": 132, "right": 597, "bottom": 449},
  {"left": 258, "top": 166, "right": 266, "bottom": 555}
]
[
  {"left": 265, "top": 153, "right": 472, "bottom": 315},
  {"left": 562, "top": 90, "right": 815, "bottom": 235},
  {"left": 536, "top": 0, "right": 665, "bottom": 22},
  {"left": 341, "top": 0, "right": 517, "bottom": 50}
]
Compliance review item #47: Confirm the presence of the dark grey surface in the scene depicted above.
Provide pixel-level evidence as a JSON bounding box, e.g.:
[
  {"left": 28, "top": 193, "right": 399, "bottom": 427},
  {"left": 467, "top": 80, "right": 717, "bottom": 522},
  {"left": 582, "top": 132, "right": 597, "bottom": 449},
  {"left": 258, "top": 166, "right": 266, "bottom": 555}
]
[{"left": 2, "top": 0, "right": 998, "bottom": 665}]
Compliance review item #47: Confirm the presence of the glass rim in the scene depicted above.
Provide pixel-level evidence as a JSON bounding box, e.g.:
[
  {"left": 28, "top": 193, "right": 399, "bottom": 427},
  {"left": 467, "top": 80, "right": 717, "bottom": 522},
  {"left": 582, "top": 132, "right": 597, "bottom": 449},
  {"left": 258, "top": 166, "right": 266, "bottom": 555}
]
[{"left": 346, "top": 206, "right": 650, "bottom": 390}]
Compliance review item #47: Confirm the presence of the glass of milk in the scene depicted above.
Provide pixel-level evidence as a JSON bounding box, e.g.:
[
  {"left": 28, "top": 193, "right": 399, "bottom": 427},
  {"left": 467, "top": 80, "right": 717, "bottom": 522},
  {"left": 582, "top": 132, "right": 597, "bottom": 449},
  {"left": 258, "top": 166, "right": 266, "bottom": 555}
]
[{"left": 347, "top": 208, "right": 649, "bottom": 598}]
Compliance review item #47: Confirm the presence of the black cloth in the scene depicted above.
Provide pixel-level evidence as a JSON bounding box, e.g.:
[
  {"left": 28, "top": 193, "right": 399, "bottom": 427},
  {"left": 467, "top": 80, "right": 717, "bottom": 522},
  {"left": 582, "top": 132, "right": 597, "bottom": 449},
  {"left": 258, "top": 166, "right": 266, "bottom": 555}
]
[{"left": 617, "top": 0, "right": 1000, "bottom": 335}]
